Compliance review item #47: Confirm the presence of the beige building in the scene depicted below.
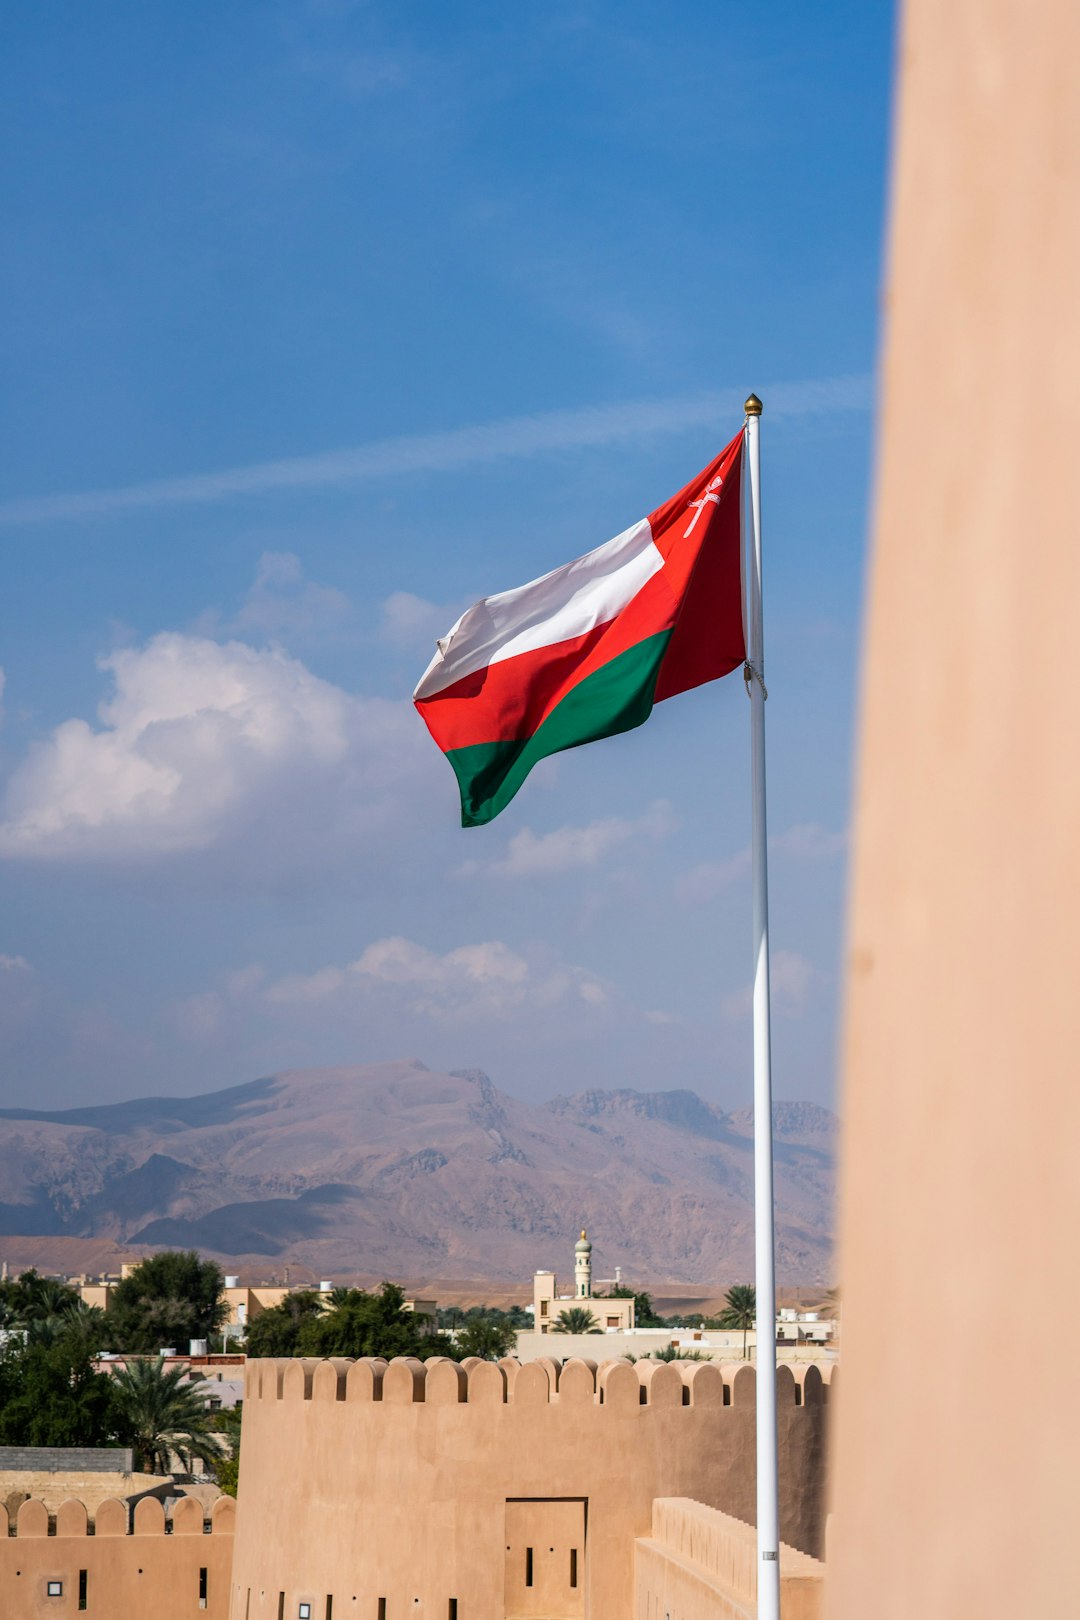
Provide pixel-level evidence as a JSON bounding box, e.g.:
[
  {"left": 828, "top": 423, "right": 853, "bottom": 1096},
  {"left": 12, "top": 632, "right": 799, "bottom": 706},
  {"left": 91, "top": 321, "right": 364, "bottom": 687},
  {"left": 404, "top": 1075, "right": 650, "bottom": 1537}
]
[
  {"left": 223, "top": 1280, "right": 436, "bottom": 1340},
  {"left": 75, "top": 1279, "right": 117, "bottom": 1313},
  {"left": 533, "top": 1229, "right": 635, "bottom": 1335},
  {"left": 222, "top": 1281, "right": 291, "bottom": 1340}
]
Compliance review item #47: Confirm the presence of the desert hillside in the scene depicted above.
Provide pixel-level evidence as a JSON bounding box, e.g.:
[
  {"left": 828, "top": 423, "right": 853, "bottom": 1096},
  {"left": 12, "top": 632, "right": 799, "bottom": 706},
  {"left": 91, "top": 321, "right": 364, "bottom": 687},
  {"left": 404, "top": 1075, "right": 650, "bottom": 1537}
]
[{"left": 0, "top": 1062, "right": 836, "bottom": 1285}]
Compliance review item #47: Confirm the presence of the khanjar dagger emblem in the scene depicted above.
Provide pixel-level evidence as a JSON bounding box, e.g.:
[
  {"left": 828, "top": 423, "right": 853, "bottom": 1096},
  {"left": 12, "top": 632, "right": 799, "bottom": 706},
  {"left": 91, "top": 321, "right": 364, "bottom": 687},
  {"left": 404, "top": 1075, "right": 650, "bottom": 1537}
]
[{"left": 683, "top": 470, "right": 725, "bottom": 538}]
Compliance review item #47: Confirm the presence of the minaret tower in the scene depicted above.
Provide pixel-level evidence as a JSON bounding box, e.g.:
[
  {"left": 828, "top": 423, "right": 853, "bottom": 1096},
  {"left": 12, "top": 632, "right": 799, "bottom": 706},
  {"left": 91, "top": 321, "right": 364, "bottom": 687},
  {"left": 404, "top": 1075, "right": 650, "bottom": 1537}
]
[{"left": 574, "top": 1228, "right": 592, "bottom": 1299}]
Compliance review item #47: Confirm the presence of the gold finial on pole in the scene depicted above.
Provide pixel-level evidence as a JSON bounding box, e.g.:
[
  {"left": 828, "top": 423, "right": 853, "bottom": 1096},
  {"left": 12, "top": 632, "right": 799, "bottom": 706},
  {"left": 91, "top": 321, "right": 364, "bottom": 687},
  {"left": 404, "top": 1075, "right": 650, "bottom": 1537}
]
[{"left": 744, "top": 392, "right": 763, "bottom": 417}]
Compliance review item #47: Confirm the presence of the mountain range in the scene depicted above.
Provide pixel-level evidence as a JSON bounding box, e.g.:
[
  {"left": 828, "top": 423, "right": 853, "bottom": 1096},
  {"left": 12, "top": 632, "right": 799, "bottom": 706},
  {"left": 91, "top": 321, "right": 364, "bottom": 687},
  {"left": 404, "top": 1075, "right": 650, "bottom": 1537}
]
[{"left": 0, "top": 1062, "right": 836, "bottom": 1285}]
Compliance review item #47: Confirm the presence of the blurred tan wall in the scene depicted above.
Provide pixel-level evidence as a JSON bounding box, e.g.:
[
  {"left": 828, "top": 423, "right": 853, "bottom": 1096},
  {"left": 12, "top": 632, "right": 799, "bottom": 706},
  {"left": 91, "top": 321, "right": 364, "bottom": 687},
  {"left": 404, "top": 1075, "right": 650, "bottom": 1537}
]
[{"left": 827, "top": 2, "right": 1080, "bottom": 1616}]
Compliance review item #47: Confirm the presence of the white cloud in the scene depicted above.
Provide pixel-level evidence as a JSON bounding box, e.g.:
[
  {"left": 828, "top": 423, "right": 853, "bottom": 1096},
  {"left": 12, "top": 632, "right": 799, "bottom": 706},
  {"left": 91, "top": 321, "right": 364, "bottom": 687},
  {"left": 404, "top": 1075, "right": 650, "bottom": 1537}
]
[
  {"left": 457, "top": 800, "right": 675, "bottom": 879},
  {"left": 677, "top": 847, "right": 752, "bottom": 902},
  {"left": 0, "top": 375, "right": 872, "bottom": 528},
  {"left": 378, "top": 590, "right": 468, "bottom": 654},
  {"left": 0, "top": 952, "right": 43, "bottom": 1039},
  {"left": 721, "top": 948, "right": 818, "bottom": 1023},
  {"left": 262, "top": 934, "right": 609, "bottom": 1024},
  {"left": 204, "top": 551, "right": 352, "bottom": 643},
  {"left": 0, "top": 631, "right": 427, "bottom": 864},
  {"left": 771, "top": 823, "right": 848, "bottom": 861},
  {"left": 168, "top": 991, "right": 227, "bottom": 1041},
  {"left": 677, "top": 822, "right": 847, "bottom": 903}
]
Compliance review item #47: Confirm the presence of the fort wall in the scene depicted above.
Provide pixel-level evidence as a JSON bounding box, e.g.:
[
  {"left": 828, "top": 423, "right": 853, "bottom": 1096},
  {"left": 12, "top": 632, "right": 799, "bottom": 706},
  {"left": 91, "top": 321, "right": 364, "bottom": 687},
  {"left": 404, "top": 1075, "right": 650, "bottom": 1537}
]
[
  {"left": 0, "top": 1493, "right": 235, "bottom": 1619},
  {"left": 229, "top": 1355, "right": 828, "bottom": 1620},
  {"left": 635, "top": 1498, "right": 825, "bottom": 1620}
]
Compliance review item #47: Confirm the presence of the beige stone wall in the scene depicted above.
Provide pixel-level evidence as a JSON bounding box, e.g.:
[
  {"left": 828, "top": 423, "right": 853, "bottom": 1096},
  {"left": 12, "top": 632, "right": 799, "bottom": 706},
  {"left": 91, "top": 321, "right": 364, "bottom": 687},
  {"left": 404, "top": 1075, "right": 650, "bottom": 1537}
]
[
  {"left": 0, "top": 1494, "right": 235, "bottom": 1619},
  {"left": 0, "top": 1470, "right": 163, "bottom": 1517},
  {"left": 826, "top": 2, "right": 1080, "bottom": 1617},
  {"left": 228, "top": 1355, "right": 828, "bottom": 1620},
  {"left": 634, "top": 1498, "right": 824, "bottom": 1620},
  {"left": 515, "top": 1329, "right": 837, "bottom": 1365}
]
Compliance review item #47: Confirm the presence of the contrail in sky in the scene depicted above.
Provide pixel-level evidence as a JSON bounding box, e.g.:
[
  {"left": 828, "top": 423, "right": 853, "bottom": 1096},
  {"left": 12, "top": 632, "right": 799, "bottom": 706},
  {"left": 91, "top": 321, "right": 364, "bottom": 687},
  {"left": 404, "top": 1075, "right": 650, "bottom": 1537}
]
[{"left": 0, "top": 373, "right": 871, "bottom": 528}]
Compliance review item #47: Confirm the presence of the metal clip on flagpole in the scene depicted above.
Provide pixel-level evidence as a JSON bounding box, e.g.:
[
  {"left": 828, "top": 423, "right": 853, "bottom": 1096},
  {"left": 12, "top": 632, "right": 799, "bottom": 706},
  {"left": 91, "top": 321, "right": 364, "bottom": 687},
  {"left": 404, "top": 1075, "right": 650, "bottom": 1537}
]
[{"left": 745, "top": 391, "right": 781, "bottom": 1620}]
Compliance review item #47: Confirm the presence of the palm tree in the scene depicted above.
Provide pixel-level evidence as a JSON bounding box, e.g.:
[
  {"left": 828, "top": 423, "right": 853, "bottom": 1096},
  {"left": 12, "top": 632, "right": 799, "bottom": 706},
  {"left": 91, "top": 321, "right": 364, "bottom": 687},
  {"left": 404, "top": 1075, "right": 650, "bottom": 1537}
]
[
  {"left": 551, "top": 1306, "right": 601, "bottom": 1335},
  {"left": 24, "top": 1301, "right": 106, "bottom": 1350},
  {"left": 109, "top": 1359, "right": 227, "bottom": 1476},
  {"left": 717, "top": 1284, "right": 757, "bottom": 1360},
  {"left": 21, "top": 1279, "right": 80, "bottom": 1321}
]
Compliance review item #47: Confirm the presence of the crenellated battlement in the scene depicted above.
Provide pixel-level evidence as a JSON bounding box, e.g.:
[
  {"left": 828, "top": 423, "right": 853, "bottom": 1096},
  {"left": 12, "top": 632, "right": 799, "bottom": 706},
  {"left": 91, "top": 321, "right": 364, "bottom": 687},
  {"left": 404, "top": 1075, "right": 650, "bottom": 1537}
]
[
  {"left": 0, "top": 1493, "right": 236, "bottom": 1619},
  {"left": 247, "top": 1352, "right": 833, "bottom": 1408},
  {"left": 1, "top": 1493, "right": 236, "bottom": 1537}
]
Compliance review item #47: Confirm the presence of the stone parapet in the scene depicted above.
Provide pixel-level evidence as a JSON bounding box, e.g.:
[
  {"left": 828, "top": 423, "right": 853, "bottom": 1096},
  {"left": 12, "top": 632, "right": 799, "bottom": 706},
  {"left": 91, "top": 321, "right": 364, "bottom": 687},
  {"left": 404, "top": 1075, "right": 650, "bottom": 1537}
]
[
  {"left": 635, "top": 1498, "right": 825, "bottom": 1620},
  {"left": 247, "top": 1352, "right": 832, "bottom": 1410}
]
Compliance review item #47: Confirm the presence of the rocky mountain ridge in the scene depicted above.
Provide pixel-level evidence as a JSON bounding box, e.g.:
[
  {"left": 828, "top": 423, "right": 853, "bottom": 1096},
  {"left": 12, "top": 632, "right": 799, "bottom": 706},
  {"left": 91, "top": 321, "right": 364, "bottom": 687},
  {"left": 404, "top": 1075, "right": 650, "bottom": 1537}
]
[{"left": 0, "top": 1062, "right": 836, "bottom": 1284}]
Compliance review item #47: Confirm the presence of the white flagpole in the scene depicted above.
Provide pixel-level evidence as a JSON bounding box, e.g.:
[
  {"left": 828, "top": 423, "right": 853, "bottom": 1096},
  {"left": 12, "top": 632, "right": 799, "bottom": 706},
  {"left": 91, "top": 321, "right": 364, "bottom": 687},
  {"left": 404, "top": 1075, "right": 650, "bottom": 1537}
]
[{"left": 744, "top": 391, "right": 781, "bottom": 1620}]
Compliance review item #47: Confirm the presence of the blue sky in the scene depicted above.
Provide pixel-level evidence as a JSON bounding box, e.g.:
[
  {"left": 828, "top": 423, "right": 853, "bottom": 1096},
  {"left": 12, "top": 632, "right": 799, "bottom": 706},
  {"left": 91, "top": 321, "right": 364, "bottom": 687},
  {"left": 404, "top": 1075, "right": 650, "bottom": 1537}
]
[{"left": 0, "top": 1, "right": 894, "bottom": 1110}]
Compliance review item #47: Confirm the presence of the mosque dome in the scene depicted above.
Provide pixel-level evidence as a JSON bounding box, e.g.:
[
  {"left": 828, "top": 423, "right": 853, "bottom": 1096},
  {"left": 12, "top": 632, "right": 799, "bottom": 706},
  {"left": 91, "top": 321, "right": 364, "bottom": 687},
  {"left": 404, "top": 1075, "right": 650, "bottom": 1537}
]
[{"left": 575, "top": 1229, "right": 591, "bottom": 1253}]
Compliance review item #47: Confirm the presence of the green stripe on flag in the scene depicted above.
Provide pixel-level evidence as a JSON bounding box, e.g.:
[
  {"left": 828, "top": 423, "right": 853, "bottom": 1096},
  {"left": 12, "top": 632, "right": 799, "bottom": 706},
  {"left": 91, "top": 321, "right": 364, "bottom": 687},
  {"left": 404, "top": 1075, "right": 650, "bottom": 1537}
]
[{"left": 446, "top": 630, "right": 672, "bottom": 827}]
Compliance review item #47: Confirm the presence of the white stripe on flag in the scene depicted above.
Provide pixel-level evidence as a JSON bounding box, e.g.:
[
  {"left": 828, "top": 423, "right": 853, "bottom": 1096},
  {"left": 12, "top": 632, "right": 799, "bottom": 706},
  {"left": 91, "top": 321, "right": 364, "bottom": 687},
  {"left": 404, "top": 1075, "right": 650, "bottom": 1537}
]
[{"left": 414, "top": 518, "right": 661, "bottom": 700}]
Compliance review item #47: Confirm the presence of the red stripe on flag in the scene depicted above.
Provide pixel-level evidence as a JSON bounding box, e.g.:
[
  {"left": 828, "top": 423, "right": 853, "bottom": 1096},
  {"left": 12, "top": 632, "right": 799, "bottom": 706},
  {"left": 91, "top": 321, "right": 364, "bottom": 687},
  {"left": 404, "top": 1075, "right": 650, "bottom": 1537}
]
[
  {"left": 417, "top": 570, "right": 680, "bottom": 752},
  {"left": 653, "top": 433, "right": 745, "bottom": 701}
]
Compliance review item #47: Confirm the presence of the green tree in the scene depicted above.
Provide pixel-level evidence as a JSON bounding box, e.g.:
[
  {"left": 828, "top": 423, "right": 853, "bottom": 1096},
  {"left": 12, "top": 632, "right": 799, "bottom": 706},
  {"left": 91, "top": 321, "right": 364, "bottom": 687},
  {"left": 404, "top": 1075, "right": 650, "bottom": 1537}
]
[
  {"left": 0, "top": 1268, "right": 107, "bottom": 1351},
  {"left": 716, "top": 1284, "right": 757, "bottom": 1360},
  {"left": 214, "top": 1451, "right": 240, "bottom": 1496},
  {"left": 0, "top": 1331, "right": 117, "bottom": 1448},
  {"left": 108, "top": 1252, "right": 227, "bottom": 1353},
  {"left": 0, "top": 1270, "right": 82, "bottom": 1329},
  {"left": 242, "top": 1290, "right": 324, "bottom": 1358},
  {"left": 437, "top": 1303, "right": 530, "bottom": 1335},
  {"left": 297, "top": 1283, "right": 453, "bottom": 1360},
  {"left": 25, "top": 1300, "right": 107, "bottom": 1351},
  {"left": 646, "top": 1345, "right": 712, "bottom": 1362},
  {"left": 551, "top": 1306, "right": 600, "bottom": 1335},
  {"left": 109, "top": 1359, "right": 227, "bottom": 1475},
  {"left": 455, "top": 1314, "right": 518, "bottom": 1360},
  {"left": 209, "top": 1407, "right": 242, "bottom": 1498}
]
